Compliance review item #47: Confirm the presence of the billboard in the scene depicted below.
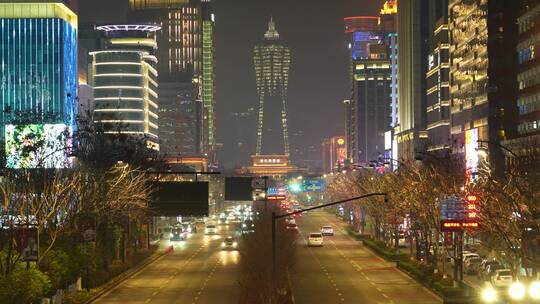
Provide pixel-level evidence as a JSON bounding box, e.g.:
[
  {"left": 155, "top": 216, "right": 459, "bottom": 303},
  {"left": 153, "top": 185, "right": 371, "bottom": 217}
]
[
  {"left": 5, "top": 124, "right": 72, "bottom": 169},
  {"left": 465, "top": 128, "right": 479, "bottom": 184},
  {"left": 150, "top": 182, "right": 209, "bottom": 216},
  {"left": 225, "top": 177, "right": 254, "bottom": 201}
]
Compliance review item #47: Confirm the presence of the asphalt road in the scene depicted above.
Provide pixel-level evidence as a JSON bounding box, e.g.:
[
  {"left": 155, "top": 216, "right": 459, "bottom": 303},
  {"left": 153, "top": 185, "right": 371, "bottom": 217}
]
[
  {"left": 94, "top": 211, "right": 443, "bottom": 304},
  {"left": 293, "top": 210, "right": 443, "bottom": 304},
  {"left": 93, "top": 224, "right": 240, "bottom": 304}
]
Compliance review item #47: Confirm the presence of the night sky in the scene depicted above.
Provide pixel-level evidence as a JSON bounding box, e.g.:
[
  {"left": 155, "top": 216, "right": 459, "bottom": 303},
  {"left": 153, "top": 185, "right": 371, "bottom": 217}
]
[{"left": 80, "top": 0, "right": 384, "bottom": 170}]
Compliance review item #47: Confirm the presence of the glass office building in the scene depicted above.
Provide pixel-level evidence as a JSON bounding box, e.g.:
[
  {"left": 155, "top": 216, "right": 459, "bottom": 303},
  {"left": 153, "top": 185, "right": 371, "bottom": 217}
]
[{"left": 0, "top": 3, "right": 78, "bottom": 168}]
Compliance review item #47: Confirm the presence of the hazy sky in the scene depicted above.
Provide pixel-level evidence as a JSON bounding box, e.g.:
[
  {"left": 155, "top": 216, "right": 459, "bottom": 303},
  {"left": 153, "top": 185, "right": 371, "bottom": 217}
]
[{"left": 80, "top": 0, "right": 384, "bottom": 169}]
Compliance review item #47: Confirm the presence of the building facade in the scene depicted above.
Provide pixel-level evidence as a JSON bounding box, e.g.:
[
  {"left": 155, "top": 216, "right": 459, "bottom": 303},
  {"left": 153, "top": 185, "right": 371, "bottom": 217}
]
[
  {"left": 0, "top": 2, "right": 78, "bottom": 168},
  {"left": 89, "top": 24, "right": 160, "bottom": 150},
  {"left": 396, "top": 0, "right": 430, "bottom": 160},
  {"left": 158, "top": 82, "right": 202, "bottom": 155},
  {"left": 516, "top": 1, "right": 540, "bottom": 138},
  {"left": 353, "top": 46, "right": 392, "bottom": 163},
  {"left": 425, "top": 1, "right": 451, "bottom": 153}
]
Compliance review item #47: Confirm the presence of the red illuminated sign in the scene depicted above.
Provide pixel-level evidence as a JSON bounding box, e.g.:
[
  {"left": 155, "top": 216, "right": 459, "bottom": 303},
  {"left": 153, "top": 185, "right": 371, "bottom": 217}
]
[
  {"left": 440, "top": 220, "right": 480, "bottom": 232},
  {"left": 267, "top": 195, "right": 286, "bottom": 201},
  {"left": 466, "top": 194, "right": 478, "bottom": 202}
]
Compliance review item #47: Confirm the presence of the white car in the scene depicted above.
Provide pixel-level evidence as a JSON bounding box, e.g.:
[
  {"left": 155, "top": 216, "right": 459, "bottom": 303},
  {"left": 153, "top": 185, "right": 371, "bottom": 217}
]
[
  {"left": 308, "top": 233, "right": 324, "bottom": 247},
  {"left": 321, "top": 226, "right": 334, "bottom": 236},
  {"left": 205, "top": 224, "right": 217, "bottom": 235},
  {"left": 491, "top": 269, "right": 513, "bottom": 288}
]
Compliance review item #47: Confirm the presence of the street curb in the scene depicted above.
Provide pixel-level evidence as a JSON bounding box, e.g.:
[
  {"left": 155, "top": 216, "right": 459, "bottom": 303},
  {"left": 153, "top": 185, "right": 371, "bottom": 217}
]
[{"left": 85, "top": 246, "right": 172, "bottom": 304}]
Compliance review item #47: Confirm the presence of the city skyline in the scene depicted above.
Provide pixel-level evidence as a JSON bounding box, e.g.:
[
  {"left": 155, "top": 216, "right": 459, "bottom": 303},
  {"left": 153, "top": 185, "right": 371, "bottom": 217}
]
[{"left": 79, "top": 0, "right": 384, "bottom": 170}]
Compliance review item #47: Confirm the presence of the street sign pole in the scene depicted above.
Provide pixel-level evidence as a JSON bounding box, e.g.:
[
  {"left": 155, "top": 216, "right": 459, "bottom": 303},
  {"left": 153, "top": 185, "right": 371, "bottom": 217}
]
[{"left": 272, "top": 211, "right": 276, "bottom": 275}]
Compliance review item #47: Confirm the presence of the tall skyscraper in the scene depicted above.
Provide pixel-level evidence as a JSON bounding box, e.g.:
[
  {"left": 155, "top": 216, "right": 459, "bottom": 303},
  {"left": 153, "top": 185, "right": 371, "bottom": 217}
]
[
  {"left": 425, "top": 0, "right": 450, "bottom": 153},
  {"left": 128, "top": 0, "right": 215, "bottom": 163},
  {"left": 0, "top": 2, "right": 78, "bottom": 168},
  {"left": 88, "top": 24, "right": 161, "bottom": 150},
  {"left": 396, "top": 0, "right": 430, "bottom": 160},
  {"left": 253, "top": 18, "right": 291, "bottom": 157},
  {"left": 343, "top": 1, "right": 397, "bottom": 165}
]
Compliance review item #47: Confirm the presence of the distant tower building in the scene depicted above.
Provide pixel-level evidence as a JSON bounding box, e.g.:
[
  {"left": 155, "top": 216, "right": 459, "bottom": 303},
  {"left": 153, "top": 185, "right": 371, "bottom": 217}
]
[
  {"left": 89, "top": 24, "right": 161, "bottom": 150},
  {"left": 253, "top": 18, "right": 291, "bottom": 156},
  {"left": 240, "top": 18, "right": 302, "bottom": 177},
  {"left": 0, "top": 2, "right": 78, "bottom": 168}
]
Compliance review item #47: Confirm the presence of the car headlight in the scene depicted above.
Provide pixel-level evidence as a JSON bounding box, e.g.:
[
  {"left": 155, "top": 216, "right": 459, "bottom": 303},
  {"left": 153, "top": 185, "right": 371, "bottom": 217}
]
[
  {"left": 530, "top": 281, "right": 540, "bottom": 299},
  {"left": 482, "top": 286, "right": 497, "bottom": 302},
  {"left": 509, "top": 282, "right": 526, "bottom": 300},
  {"left": 233, "top": 242, "right": 238, "bottom": 247}
]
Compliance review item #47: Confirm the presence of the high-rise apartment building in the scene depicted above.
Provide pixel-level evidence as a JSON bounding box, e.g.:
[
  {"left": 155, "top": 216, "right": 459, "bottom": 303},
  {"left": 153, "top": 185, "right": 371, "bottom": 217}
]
[
  {"left": 88, "top": 24, "right": 161, "bottom": 150},
  {"left": 128, "top": 0, "right": 215, "bottom": 161},
  {"left": 0, "top": 2, "right": 78, "bottom": 168},
  {"left": 449, "top": 0, "right": 518, "bottom": 176}
]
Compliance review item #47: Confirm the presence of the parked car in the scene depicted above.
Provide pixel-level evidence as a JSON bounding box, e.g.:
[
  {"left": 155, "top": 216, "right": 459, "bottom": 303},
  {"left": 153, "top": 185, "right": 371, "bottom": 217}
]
[
  {"left": 483, "top": 263, "right": 505, "bottom": 281},
  {"left": 490, "top": 269, "right": 513, "bottom": 288},
  {"left": 464, "top": 256, "right": 483, "bottom": 274}
]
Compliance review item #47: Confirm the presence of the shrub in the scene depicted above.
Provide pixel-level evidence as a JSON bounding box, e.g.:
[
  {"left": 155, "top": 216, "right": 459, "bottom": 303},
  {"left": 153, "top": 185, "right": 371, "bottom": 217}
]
[{"left": 0, "top": 267, "right": 51, "bottom": 304}]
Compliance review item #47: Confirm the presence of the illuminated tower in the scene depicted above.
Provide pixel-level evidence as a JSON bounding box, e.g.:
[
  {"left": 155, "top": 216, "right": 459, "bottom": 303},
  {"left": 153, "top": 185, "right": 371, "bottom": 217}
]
[{"left": 253, "top": 18, "right": 291, "bottom": 156}]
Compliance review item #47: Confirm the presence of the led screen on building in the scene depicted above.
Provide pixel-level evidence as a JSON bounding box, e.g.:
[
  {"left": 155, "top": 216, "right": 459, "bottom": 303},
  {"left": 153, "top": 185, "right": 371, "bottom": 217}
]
[
  {"left": 5, "top": 124, "right": 72, "bottom": 169},
  {"left": 465, "top": 128, "right": 479, "bottom": 184}
]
